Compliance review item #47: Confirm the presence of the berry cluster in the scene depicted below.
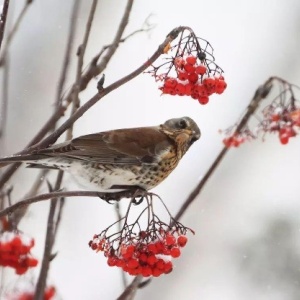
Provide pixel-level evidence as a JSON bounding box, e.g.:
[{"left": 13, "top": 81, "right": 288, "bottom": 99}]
[
  {"left": 147, "top": 27, "right": 226, "bottom": 105},
  {"left": 261, "top": 106, "right": 300, "bottom": 144},
  {"left": 89, "top": 229, "right": 189, "bottom": 277},
  {"left": 5, "top": 286, "right": 56, "bottom": 300},
  {"left": 0, "top": 231, "right": 38, "bottom": 275},
  {"left": 159, "top": 55, "right": 227, "bottom": 105},
  {"left": 89, "top": 193, "right": 194, "bottom": 277},
  {"left": 223, "top": 135, "right": 245, "bottom": 148},
  {"left": 221, "top": 127, "right": 254, "bottom": 148}
]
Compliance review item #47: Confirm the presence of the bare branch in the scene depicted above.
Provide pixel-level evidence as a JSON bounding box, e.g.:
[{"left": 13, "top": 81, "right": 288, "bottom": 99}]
[
  {"left": 0, "top": 0, "right": 10, "bottom": 52},
  {"left": 0, "top": 0, "right": 33, "bottom": 65},
  {"left": 175, "top": 77, "right": 274, "bottom": 221},
  {"left": 0, "top": 54, "right": 9, "bottom": 138},
  {"left": 34, "top": 171, "right": 64, "bottom": 300},
  {"left": 55, "top": 0, "right": 81, "bottom": 106},
  {"left": 87, "top": 14, "right": 155, "bottom": 77},
  {"left": 116, "top": 276, "right": 143, "bottom": 300},
  {"left": 0, "top": 189, "right": 152, "bottom": 218},
  {"left": 79, "top": 0, "right": 134, "bottom": 91}
]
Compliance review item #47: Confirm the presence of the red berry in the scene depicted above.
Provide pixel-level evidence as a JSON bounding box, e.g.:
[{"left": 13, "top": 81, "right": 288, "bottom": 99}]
[
  {"left": 279, "top": 134, "right": 289, "bottom": 145},
  {"left": 45, "top": 286, "right": 56, "bottom": 300},
  {"left": 184, "top": 83, "right": 192, "bottom": 96},
  {"left": 165, "top": 235, "right": 176, "bottom": 246},
  {"left": 127, "top": 258, "right": 139, "bottom": 269},
  {"left": 215, "top": 79, "right": 227, "bottom": 94},
  {"left": 186, "top": 55, "right": 197, "bottom": 65},
  {"left": 175, "top": 83, "right": 186, "bottom": 96},
  {"left": 154, "top": 241, "right": 165, "bottom": 253},
  {"left": 170, "top": 247, "right": 181, "bottom": 258},
  {"left": 107, "top": 256, "right": 117, "bottom": 267},
  {"left": 155, "top": 259, "right": 165, "bottom": 270},
  {"left": 164, "top": 78, "right": 177, "bottom": 88},
  {"left": 26, "top": 257, "right": 38, "bottom": 267},
  {"left": 198, "top": 96, "right": 209, "bottom": 105},
  {"left": 147, "top": 254, "right": 158, "bottom": 266},
  {"left": 139, "top": 253, "right": 148, "bottom": 263},
  {"left": 184, "top": 63, "right": 195, "bottom": 74},
  {"left": 152, "top": 267, "right": 163, "bottom": 277},
  {"left": 177, "top": 235, "right": 188, "bottom": 247},
  {"left": 177, "top": 71, "right": 188, "bottom": 81},
  {"left": 163, "top": 261, "right": 173, "bottom": 274},
  {"left": 188, "top": 73, "right": 198, "bottom": 84},
  {"left": 271, "top": 114, "right": 280, "bottom": 122},
  {"left": 147, "top": 243, "right": 157, "bottom": 254},
  {"left": 141, "top": 266, "right": 152, "bottom": 277},
  {"left": 195, "top": 65, "right": 207, "bottom": 75}
]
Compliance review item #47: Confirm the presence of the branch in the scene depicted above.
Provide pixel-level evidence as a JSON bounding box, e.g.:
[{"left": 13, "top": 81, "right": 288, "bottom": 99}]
[
  {"left": 79, "top": 0, "right": 134, "bottom": 91},
  {"left": 0, "top": 189, "right": 150, "bottom": 218},
  {"left": 0, "top": 0, "right": 33, "bottom": 65},
  {"left": 175, "top": 77, "right": 273, "bottom": 221},
  {"left": 55, "top": 0, "right": 81, "bottom": 106},
  {"left": 0, "top": 0, "right": 10, "bottom": 52},
  {"left": 116, "top": 276, "right": 143, "bottom": 300},
  {"left": 34, "top": 171, "right": 64, "bottom": 300},
  {"left": 0, "top": 52, "right": 9, "bottom": 138}
]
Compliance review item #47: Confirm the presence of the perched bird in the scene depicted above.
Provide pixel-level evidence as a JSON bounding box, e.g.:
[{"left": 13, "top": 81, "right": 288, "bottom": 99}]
[{"left": 0, "top": 117, "right": 200, "bottom": 192}]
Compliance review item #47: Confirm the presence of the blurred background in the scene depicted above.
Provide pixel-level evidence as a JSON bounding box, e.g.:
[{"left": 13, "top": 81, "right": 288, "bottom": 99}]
[{"left": 1, "top": 0, "right": 300, "bottom": 299}]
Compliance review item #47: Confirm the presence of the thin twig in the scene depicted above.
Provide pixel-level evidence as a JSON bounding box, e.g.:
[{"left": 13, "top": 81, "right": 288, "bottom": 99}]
[
  {"left": 175, "top": 77, "right": 274, "bottom": 221},
  {"left": 0, "top": 54, "right": 9, "bottom": 138},
  {"left": 34, "top": 171, "right": 63, "bottom": 300},
  {"left": 79, "top": 0, "right": 134, "bottom": 90},
  {"left": 73, "top": 0, "right": 98, "bottom": 101},
  {"left": 0, "top": 0, "right": 33, "bottom": 65},
  {"left": 0, "top": 0, "right": 10, "bottom": 52},
  {"left": 53, "top": 197, "right": 65, "bottom": 238},
  {"left": 55, "top": 0, "right": 81, "bottom": 106},
  {"left": 87, "top": 14, "right": 155, "bottom": 75}
]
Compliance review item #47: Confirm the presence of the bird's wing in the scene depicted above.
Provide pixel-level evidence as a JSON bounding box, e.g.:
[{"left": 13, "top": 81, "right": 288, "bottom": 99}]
[{"left": 37, "top": 127, "right": 173, "bottom": 165}]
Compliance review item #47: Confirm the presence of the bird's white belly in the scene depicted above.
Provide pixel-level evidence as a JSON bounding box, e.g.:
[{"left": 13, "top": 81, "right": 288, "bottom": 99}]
[{"left": 66, "top": 161, "right": 138, "bottom": 192}]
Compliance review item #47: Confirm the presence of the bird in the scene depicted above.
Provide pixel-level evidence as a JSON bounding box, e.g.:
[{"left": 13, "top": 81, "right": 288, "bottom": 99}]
[{"left": 0, "top": 117, "right": 200, "bottom": 193}]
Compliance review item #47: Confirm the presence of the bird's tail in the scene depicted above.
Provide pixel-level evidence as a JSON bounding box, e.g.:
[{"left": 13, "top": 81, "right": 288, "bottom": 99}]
[{"left": 0, "top": 154, "right": 47, "bottom": 168}]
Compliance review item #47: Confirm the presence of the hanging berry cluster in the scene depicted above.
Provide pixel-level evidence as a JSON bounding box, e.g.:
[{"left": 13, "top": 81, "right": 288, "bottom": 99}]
[
  {"left": 0, "top": 231, "right": 38, "bottom": 275},
  {"left": 89, "top": 194, "right": 194, "bottom": 277},
  {"left": 147, "top": 27, "right": 226, "bottom": 105},
  {"left": 260, "top": 103, "right": 300, "bottom": 145},
  {"left": 221, "top": 127, "right": 255, "bottom": 148},
  {"left": 221, "top": 78, "right": 300, "bottom": 147}
]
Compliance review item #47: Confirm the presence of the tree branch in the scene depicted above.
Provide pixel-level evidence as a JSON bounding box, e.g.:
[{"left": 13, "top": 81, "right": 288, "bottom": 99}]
[
  {"left": 175, "top": 77, "right": 273, "bottom": 221},
  {"left": 0, "top": 189, "right": 152, "bottom": 218},
  {"left": 0, "top": 0, "right": 10, "bottom": 52},
  {"left": 34, "top": 171, "right": 64, "bottom": 300},
  {"left": 0, "top": 0, "right": 33, "bottom": 65}
]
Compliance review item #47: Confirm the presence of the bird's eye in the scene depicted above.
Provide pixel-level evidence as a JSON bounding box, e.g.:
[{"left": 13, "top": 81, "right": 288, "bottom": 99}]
[{"left": 178, "top": 119, "right": 188, "bottom": 129}]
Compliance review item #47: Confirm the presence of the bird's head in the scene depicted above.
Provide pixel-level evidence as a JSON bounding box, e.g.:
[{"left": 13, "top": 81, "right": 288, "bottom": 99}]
[{"left": 161, "top": 117, "right": 201, "bottom": 154}]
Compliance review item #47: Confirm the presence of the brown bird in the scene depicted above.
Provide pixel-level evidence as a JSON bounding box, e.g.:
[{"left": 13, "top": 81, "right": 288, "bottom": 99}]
[{"left": 0, "top": 117, "right": 200, "bottom": 192}]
